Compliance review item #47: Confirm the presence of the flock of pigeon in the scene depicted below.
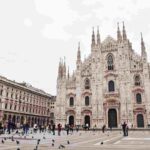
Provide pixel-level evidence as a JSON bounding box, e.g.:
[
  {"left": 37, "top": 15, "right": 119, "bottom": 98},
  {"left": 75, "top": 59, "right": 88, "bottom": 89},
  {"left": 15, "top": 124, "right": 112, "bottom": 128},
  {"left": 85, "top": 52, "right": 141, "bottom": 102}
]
[
  {"left": 0, "top": 131, "right": 73, "bottom": 150},
  {"left": 0, "top": 131, "right": 108, "bottom": 149}
]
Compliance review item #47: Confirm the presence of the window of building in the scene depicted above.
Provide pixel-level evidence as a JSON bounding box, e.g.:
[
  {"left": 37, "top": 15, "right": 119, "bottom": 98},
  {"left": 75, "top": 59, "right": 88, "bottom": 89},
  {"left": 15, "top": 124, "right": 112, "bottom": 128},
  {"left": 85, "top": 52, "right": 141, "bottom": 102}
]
[
  {"left": 6, "top": 92, "right": 9, "bottom": 97},
  {"left": 85, "top": 96, "right": 90, "bottom": 106},
  {"left": 0, "top": 90, "right": 3, "bottom": 95},
  {"left": 135, "top": 75, "right": 141, "bottom": 86},
  {"left": 136, "top": 93, "right": 142, "bottom": 104},
  {"left": 70, "top": 97, "right": 74, "bottom": 107},
  {"left": 107, "top": 54, "right": 114, "bottom": 70},
  {"left": 85, "top": 78, "right": 90, "bottom": 89},
  {"left": 5, "top": 104, "right": 7, "bottom": 109},
  {"left": 50, "top": 113, "right": 54, "bottom": 118},
  {"left": 108, "top": 80, "right": 115, "bottom": 92},
  {"left": 10, "top": 105, "right": 12, "bottom": 110},
  {"left": 11, "top": 93, "right": 13, "bottom": 98},
  {"left": 14, "top": 105, "right": 17, "bottom": 111}
]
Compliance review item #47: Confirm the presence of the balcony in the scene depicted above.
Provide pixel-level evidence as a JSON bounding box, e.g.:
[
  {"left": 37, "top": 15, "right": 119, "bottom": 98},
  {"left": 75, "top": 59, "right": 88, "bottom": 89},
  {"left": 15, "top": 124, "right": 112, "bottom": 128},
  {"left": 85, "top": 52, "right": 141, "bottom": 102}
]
[
  {"left": 133, "top": 103, "right": 145, "bottom": 110},
  {"left": 65, "top": 106, "right": 76, "bottom": 113},
  {"left": 81, "top": 105, "right": 92, "bottom": 112},
  {"left": 103, "top": 89, "right": 119, "bottom": 99}
]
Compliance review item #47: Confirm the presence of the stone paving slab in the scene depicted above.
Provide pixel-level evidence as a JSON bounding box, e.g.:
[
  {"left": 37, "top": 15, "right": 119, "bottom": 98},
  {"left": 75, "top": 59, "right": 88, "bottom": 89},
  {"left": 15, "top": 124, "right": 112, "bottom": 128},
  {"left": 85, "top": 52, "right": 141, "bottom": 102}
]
[{"left": 0, "top": 130, "right": 150, "bottom": 150}]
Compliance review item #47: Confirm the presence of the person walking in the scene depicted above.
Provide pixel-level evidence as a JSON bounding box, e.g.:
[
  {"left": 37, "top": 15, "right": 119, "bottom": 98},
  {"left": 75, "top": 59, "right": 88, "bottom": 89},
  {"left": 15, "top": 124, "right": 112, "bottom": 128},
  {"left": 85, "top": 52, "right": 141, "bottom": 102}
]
[
  {"left": 125, "top": 124, "right": 129, "bottom": 136},
  {"left": 122, "top": 122, "right": 127, "bottom": 136},
  {"left": 65, "top": 124, "right": 69, "bottom": 135},
  {"left": 52, "top": 123, "right": 56, "bottom": 135},
  {"left": 102, "top": 124, "right": 106, "bottom": 133},
  {"left": 57, "top": 123, "right": 62, "bottom": 136}
]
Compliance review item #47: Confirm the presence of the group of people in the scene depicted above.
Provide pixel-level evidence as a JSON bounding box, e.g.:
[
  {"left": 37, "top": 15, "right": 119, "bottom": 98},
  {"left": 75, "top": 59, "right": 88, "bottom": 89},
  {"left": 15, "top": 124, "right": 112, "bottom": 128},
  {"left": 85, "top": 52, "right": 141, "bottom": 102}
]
[{"left": 0, "top": 120, "right": 129, "bottom": 137}]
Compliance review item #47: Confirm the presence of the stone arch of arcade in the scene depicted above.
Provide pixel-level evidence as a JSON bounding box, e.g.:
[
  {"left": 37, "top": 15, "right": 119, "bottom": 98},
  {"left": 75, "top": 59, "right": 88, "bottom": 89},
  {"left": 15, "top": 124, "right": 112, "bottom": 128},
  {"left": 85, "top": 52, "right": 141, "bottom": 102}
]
[{"left": 2, "top": 113, "right": 49, "bottom": 127}]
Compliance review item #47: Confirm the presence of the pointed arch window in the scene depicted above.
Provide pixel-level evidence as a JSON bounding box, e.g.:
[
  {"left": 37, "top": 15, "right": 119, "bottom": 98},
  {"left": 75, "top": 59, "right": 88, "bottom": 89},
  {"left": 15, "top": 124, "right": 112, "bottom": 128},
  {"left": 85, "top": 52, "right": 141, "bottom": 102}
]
[
  {"left": 70, "top": 97, "right": 74, "bottom": 107},
  {"left": 136, "top": 93, "right": 142, "bottom": 104},
  {"left": 107, "top": 55, "right": 114, "bottom": 70},
  {"left": 85, "top": 96, "right": 90, "bottom": 106},
  {"left": 85, "top": 78, "right": 90, "bottom": 89},
  {"left": 108, "top": 80, "right": 115, "bottom": 92},
  {"left": 135, "top": 75, "right": 141, "bottom": 86}
]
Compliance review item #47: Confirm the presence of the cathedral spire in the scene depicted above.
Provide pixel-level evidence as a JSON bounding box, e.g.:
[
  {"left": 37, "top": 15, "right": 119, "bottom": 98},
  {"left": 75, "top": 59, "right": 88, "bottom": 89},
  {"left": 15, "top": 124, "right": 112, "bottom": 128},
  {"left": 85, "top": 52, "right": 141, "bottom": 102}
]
[
  {"left": 67, "top": 66, "right": 70, "bottom": 79},
  {"left": 117, "top": 22, "right": 122, "bottom": 42},
  {"left": 91, "top": 27, "right": 95, "bottom": 46},
  {"left": 141, "top": 33, "right": 147, "bottom": 60},
  {"left": 63, "top": 57, "right": 66, "bottom": 77},
  {"left": 58, "top": 58, "right": 63, "bottom": 79},
  {"left": 77, "top": 42, "right": 81, "bottom": 62},
  {"left": 122, "top": 21, "right": 127, "bottom": 40},
  {"left": 141, "top": 32, "right": 145, "bottom": 51},
  {"left": 97, "top": 26, "right": 101, "bottom": 45}
]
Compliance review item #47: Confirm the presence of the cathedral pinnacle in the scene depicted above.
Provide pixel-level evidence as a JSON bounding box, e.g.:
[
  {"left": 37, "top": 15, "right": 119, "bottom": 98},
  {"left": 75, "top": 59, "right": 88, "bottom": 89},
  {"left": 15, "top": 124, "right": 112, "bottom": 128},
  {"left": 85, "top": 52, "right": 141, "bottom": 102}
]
[
  {"left": 97, "top": 26, "right": 101, "bottom": 45},
  {"left": 91, "top": 27, "right": 95, "bottom": 46},
  {"left": 141, "top": 32, "right": 146, "bottom": 57},
  {"left": 67, "top": 66, "right": 70, "bottom": 79},
  {"left": 117, "top": 22, "right": 122, "bottom": 42},
  {"left": 122, "top": 21, "right": 127, "bottom": 40},
  {"left": 77, "top": 42, "right": 81, "bottom": 63}
]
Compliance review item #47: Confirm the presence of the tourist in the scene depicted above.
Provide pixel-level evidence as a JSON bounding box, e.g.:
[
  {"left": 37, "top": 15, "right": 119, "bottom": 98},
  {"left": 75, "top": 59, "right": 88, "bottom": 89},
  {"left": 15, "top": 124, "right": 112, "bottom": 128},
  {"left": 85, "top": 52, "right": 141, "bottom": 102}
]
[
  {"left": 65, "top": 124, "right": 69, "bottom": 135},
  {"left": 52, "top": 123, "right": 56, "bottom": 135},
  {"left": 57, "top": 123, "right": 62, "bottom": 136},
  {"left": 122, "top": 122, "right": 127, "bottom": 136},
  {"left": 85, "top": 123, "right": 89, "bottom": 130},
  {"left": 126, "top": 124, "right": 129, "bottom": 136},
  {"left": 7, "top": 120, "right": 12, "bottom": 134},
  {"left": 102, "top": 124, "right": 106, "bottom": 133}
]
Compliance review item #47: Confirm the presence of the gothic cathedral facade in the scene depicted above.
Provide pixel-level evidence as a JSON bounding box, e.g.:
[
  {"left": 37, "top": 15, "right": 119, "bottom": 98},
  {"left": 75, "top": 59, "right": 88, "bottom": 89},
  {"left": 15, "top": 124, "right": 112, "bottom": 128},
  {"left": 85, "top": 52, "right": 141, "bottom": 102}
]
[{"left": 56, "top": 23, "right": 150, "bottom": 128}]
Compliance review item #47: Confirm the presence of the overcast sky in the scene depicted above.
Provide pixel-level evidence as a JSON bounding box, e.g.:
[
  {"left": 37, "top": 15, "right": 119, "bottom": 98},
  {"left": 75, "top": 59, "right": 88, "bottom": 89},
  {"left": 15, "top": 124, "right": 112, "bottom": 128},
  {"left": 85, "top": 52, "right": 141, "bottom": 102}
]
[{"left": 0, "top": 0, "right": 150, "bottom": 95}]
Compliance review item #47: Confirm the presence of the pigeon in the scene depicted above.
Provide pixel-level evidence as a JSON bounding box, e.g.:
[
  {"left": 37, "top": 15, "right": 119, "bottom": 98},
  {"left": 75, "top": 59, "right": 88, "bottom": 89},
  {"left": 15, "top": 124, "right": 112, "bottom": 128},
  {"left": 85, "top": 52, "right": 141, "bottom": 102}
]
[
  {"left": 67, "top": 140, "right": 70, "bottom": 144},
  {"left": 37, "top": 139, "right": 40, "bottom": 145},
  {"left": 52, "top": 139, "right": 55, "bottom": 143},
  {"left": 58, "top": 144, "right": 65, "bottom": 149},
  {"left": 16, "top": 130, "right": 19, "bottom": 134},
  {"left": 1, "top": 139, "right": 4, "bottom": 144},
  {"left": 16, "top": 140, "right": 20, "bottom": 145},
  {"left": 61, "top": 144, "right": 65, "bottom": 148},
  {"left": 52, "top": 143, "right": 54, "bottom": 147},
  {"left": 101, "top": 142, "right": 103, "bottom": 145},
  {"left": 11, "top": 136, "right": 14, "bottom": 141}
]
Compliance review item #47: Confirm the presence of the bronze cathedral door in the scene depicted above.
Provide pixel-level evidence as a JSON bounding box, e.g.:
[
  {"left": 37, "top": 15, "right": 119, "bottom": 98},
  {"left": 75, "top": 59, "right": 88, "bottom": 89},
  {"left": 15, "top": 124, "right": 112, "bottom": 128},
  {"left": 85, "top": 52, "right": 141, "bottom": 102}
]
[{"left": 108, "top": 109, "right": 117, "bottom": 128}]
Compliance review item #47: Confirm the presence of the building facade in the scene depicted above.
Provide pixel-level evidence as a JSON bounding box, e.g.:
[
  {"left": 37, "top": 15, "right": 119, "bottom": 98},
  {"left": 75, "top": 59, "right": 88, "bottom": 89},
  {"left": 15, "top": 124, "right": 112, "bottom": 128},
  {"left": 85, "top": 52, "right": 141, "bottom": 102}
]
[
  {"left": 56, "top": 23, "right": 150, "bottom": 128},
  {"left": 0, "top": 76, "right": 55, "bottom": 127}
]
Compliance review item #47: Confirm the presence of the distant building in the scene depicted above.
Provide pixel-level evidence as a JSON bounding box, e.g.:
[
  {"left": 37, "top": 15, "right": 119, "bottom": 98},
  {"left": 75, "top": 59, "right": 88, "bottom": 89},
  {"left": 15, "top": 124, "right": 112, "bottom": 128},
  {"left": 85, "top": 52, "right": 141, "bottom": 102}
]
[
  {"left": 56, "top": 23, "right": 150, "bottom": 128},
  {"left": 0, "top": 76, "right": 55, "bottom": 126}
]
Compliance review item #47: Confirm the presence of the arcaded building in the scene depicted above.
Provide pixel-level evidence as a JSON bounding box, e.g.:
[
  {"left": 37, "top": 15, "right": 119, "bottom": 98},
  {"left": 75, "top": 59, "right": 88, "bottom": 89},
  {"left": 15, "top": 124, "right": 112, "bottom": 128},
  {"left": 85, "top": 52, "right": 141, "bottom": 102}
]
[
  {"left": 0, "top": 76, "right": 55, "bottom": 126},
  {"left": 56, "top": 23, "right": 150, "bottom": 128}
]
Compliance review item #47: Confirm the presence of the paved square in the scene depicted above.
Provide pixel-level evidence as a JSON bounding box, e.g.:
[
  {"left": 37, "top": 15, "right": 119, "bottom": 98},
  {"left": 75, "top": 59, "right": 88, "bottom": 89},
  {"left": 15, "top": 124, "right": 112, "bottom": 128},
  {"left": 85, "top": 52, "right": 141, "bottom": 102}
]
[{"left": 0, "top": 130, "right": 150, "bottom": 150}]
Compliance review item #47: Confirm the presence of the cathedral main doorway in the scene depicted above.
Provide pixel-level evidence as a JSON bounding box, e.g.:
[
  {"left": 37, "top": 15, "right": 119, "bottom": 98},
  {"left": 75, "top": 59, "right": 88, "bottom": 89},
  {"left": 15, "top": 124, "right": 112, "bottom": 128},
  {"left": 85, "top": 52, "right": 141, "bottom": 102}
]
[
  {"left": 84, "top": 115, "right": 90, "bottom": 127},
  {"left": 137, "top": 114, "right": 144, "bottom": 127},
  {"left": 108, "top": 109, "right": 117, "bottom": 128},
  {"left": 69, "top": 116, "right": 74, "bottom": 125}
]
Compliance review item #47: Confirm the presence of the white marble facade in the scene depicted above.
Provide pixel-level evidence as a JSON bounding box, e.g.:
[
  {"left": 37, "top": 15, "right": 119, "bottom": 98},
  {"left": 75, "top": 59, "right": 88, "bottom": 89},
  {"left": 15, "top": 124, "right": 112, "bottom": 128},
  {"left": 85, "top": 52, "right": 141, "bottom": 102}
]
[{"left": 56, "top": 23, "right": 150, "bottom": 128}]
